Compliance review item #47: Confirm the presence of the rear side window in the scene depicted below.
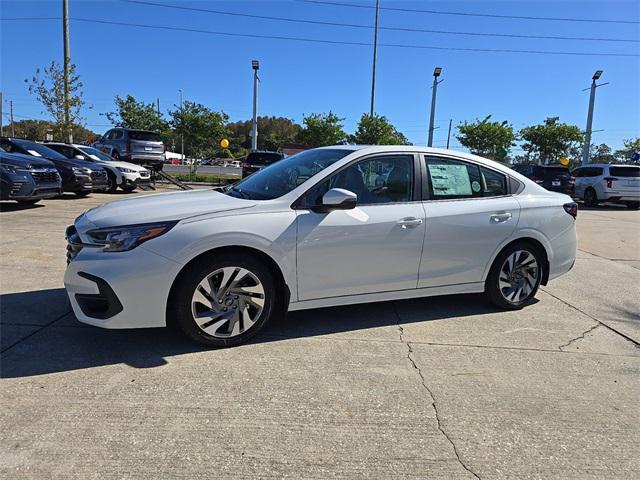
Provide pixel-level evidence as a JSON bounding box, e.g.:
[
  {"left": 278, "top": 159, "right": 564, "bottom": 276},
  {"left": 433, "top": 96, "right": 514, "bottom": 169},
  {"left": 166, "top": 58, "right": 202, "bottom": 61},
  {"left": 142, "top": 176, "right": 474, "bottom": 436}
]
[
  {"left": 425, "top": 157, "right": 482, "bottom": 199},
  {"left": 128, "top": 130, "right": 162, "bottom": 142},
  {"left": 610, "top": 166, "right": 640, "bottom": 177}
]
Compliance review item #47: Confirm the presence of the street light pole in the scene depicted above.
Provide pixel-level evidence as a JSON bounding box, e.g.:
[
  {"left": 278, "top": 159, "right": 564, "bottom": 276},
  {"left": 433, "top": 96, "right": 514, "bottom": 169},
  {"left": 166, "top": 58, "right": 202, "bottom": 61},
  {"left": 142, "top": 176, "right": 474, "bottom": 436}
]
[
  {"left": 446, "top": 118, "right": 452, "bottom": 149},
  {"left": 427, "top": 67, "right": 442, "bottom": 148},
  {"left": 581, "top": 70, "right": 607, "bottom": 165},
  {"left": 62, "top": 0, "right": 71, "bottom": 143},
  {"left": 251, "top": 60, "right": 259, "bottom": 151},
  {"left": 179, "top": 89, "right": 184, "bottom": 164},
  {"left": 369, "top": 0, "right": 380, "bottom": 117}
]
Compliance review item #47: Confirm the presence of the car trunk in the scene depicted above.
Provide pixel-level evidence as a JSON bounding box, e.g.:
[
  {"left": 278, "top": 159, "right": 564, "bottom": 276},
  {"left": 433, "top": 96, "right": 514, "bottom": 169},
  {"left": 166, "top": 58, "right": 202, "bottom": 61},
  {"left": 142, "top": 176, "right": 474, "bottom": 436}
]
[
  {"left": 541, "top": 166, "right": 573, "bottom": 191},
  {"left": 608, "top": 166, "right": 640, "bottom": 195},
  {"left": 128, "top": 131, "right": 164, "bottom": 156}
]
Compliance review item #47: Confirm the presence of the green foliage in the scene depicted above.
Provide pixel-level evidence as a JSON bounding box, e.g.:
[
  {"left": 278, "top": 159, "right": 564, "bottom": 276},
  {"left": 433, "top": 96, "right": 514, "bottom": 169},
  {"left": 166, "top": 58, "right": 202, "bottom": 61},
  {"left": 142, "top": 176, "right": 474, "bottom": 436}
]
[
  {"left": 227, "top": 116, "right": 301, "bottom": 153},
  {"left": 169, "top": 101, "right": 229, "bottom": 159},
  {"left": 105, "top": 95, "right": 169, "bottom": 134},
  {"left": 25, "top": 61, "right": 87, "bottom": 140},
  {"left": 614, "top": 137, "right": 640, "bottom": 163},
  {"left": 350, "top": 113, "right": 411, "bottom": 145},
  {"left": 169, "top": 173, "right": 236, "bottom": 184},
  {"left": 4, "top": 119, "right": 96, "bottom": 143},
  {"left": 456, "top": 116, "right": 515, "bottom": 162},
  {"left": 520, "top": 117, "right": 583, "bottom": 165},
  {"left": 589, "top": 143, "right": 616, "bottom": 163},
  {"left": 296, "top": 112, "right": 347, "bottom": 147}
]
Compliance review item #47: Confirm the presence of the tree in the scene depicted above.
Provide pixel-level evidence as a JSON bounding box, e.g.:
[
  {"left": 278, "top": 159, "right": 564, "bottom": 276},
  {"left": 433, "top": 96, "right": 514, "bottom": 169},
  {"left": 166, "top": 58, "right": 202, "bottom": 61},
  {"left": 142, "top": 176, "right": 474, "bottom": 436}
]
[
  {"left": 614, "top": 138, "right": 640, "bottom": 163},
  {"left": 105, "top": 95, "right": 169, "bottom": 134},
  {"left": 169, "top": 100, "right": 229, "bottom": 159},
  {"left": 296, "top": 112, "right": 347, "bottom": 147},
  {"left": 589, "top": 143, "right": 616, "bottom": 163},
  {"left": 4, "top": 119, "right": 97, "bottom": 143},
  {"left": 25, "top": 61, "right": 87, "bottom": 141},
  {"left": 350, "top": 113, "right": 410, "bottom": 145},
  {"left": 227, "top": 116, "right": 301, "bottom": 153},
  {"left": 520, "top": 117, "right": 583, "bottom": 165},
  {"left": 456, "top": 116, "right": 515, "bottom": 162}
]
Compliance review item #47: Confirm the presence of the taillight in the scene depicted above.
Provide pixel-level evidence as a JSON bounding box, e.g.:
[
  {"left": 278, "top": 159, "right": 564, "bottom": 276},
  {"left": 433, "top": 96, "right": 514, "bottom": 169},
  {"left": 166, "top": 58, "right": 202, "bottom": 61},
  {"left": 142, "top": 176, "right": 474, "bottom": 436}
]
[
  {"left": 563, "top": 202, "right": 578, "bottom": 219},
  {"left": 569, "top": 176, "right": 575, "bottom": 184},
  {"left": 604, "top": 177, "right": 618, "bottom": 188},
  {"left": 531, "top": 176, "right": 544, "bottom": 184}
]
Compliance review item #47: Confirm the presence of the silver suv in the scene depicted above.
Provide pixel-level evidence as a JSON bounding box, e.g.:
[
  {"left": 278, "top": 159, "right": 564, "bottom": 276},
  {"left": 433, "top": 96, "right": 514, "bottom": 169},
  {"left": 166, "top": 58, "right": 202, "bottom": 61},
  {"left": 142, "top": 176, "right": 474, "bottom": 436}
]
[
  {"left": 572, "top": 163, "right": 640, "bottom": 209},
  {"left": 93, "top": 128, "right": 165, "bottom": 171}
]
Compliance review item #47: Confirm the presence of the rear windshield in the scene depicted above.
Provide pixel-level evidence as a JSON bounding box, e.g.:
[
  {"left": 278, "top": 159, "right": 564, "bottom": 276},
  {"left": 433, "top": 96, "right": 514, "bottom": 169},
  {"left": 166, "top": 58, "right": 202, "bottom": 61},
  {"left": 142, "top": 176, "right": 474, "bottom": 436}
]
[
  {"left": 245, "top": 152, "right": 284, "bottom": 166},
  {"left": 129, "top": 131, "right": 162, "bottom": 142},
  {"left": 542, "top": 166, "right": 571, "bottom": 176},
  {"left": 610, "top": 166, "right": 640, "bottom": 177}
]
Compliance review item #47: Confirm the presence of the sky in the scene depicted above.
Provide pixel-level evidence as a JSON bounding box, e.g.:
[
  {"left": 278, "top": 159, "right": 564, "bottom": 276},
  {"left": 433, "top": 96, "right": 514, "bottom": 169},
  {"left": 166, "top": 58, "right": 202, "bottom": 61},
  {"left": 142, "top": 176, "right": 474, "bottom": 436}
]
[{"left": 1, "top": 0, "right": 638, "bottom": 153}]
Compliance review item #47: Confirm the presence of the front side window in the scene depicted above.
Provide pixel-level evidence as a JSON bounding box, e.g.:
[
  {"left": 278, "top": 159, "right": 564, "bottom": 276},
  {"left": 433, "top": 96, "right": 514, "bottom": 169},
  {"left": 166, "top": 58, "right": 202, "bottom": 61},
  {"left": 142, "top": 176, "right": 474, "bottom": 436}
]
[{"left": 300, "top": 154, "right": 414, "bottom": 207}]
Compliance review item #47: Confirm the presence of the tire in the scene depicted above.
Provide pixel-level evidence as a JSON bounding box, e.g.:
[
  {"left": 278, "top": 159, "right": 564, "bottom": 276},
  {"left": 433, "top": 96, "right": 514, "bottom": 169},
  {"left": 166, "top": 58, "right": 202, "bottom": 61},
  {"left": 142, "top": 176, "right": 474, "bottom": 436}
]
[
  {"left": 485, "top": 242, "right": 543, "bottom": 310},
  {"left": 106, "top": 171, "right": 118, "bottom": 193},
  {"left": 584, "top": 188, "right": 598, "bottom": 207},
  {"left": 112, "top": 150, "right": 121, "bottom": 161},
  {"left": 626, "top": 201, "right": 640, "bottom": 210},
  {"left": 121, "top": 185, "right": 136, "bottom": 193},
  {"left": 17, "top": 199, "right": 40, "bottom": 205},
  {"left": 169, "top": 252, "right": 279, "bottom": 347},
  {"left": 74, "top": 191, "right": 90, "bottom": 197}
]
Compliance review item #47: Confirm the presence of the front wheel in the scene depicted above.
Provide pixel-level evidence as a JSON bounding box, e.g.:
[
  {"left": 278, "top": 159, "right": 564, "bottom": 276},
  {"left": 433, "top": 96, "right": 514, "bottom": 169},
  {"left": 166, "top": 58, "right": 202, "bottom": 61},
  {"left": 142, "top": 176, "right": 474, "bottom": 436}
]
[
  {"left": 106, "top": 171, "right": 118, "bottom": 193},
  {"left": 485, "top": 243, "right": 543, "bottom": 310},
  {"left": 584, "top": 188, "right": 598, "bottom": 207},
  {"left": 74, "top": 191, "right": 90, "bottom": 197},
  {"left": 169, "top": 253, "right": 279, "bottom": 347}
]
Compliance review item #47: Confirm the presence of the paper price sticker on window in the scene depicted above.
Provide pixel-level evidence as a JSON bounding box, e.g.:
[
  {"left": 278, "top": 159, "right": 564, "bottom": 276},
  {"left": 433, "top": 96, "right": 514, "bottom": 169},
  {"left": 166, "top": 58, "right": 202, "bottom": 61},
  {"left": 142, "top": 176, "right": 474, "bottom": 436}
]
[{"left": 428, "top": 164, "right": 472, "bottom": 196}]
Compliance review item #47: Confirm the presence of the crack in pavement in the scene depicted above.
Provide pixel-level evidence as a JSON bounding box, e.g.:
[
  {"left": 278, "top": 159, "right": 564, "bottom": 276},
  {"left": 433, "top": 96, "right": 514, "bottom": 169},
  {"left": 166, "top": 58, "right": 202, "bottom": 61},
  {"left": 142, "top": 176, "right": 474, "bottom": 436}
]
[
  {"left": 558, "top": 323, "right": 601, "bottom": 351},
  {"left": 393, "top": 304, "right": 481, "bottom": 480},
  {"left": 0, "top": 309, "right": 72, "bottom": 355}
]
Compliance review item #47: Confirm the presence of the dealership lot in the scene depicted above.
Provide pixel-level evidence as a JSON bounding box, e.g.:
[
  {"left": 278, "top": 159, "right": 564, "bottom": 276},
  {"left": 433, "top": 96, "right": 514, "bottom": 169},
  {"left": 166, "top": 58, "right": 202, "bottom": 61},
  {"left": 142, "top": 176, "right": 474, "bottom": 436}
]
[{"left": 1, "top": 191, "right": 639, "bottom": 479}]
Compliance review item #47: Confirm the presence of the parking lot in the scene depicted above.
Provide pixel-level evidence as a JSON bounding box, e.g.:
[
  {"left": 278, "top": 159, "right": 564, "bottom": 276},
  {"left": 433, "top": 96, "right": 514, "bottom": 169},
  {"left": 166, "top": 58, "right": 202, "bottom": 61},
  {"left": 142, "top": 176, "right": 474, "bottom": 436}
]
[{"left": 1, "top": 190, "right": 639, "bottom": 479}]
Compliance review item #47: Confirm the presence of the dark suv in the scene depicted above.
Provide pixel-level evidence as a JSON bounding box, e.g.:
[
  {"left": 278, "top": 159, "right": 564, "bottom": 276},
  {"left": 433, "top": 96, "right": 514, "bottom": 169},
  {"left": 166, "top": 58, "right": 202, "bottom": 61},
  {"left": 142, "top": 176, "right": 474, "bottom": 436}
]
[
  {"left": 1, "top": 151, "right": 62, "bottom": 204},
  {"left": 0, "top": 138, "right": 108, "bottom": 196},
  {"left": 93, "top": 128, "right": 165, "bottom": 171},
  {"left": 512, "top": 164, "right": 575, "bottom": 195},
  {"left": 241, "top": 151, "right": 285, "bottom": 178}
]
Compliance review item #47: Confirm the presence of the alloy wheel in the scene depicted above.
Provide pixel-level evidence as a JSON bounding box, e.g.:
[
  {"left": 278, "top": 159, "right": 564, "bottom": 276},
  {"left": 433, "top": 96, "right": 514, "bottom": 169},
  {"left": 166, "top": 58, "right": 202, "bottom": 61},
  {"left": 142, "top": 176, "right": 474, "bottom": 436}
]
[
  {"left": 191, "top": 266, "right": 265, "bottom": 338},
  {"left": 498, "top": 250, "right": 539, "bottom": 304}
]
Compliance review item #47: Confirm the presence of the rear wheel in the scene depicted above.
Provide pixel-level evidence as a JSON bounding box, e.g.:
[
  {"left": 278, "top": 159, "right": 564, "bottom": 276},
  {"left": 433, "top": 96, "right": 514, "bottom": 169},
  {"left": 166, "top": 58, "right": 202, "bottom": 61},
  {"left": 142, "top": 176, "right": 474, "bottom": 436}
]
[
  {"left": 170, "top": 253, "right": 279, "bottom": 347},
  {"left": 584, "top": 187, "right": 598, "bottom": 207},
  {"left": 626, "top": 201, "right": 639, "bottom": 210},
  {"left": 486, "top": 242, "right": 543, "bottom": 310}
]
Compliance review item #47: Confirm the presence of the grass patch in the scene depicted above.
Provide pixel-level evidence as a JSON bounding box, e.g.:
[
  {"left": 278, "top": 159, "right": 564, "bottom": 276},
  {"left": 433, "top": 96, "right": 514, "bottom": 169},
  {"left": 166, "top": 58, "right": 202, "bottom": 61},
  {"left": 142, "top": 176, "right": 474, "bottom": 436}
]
[{"left": 168, "top": 173, "right": 237, "bottom": 184}]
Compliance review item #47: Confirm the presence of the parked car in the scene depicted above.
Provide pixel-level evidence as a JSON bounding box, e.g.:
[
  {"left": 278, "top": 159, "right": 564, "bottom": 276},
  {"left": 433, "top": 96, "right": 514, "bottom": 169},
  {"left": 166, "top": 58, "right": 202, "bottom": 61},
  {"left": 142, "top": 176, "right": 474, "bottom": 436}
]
[
  {"left": 45, "top": 143, "right": 151, "bottom": 193},
  {"left": 241, "top": 151, "right": 285, "bottom": 178},
  {"left": 0, "top": 137, "right": 108, "bottom": 196},
  {"left": 93, "top": 128, "right": 165, "bottom": 171},
  {"left": 572, "top": 164, "right": 640, "bottom": 209},
  {"left": 512, "top": 164, "right": 575, "bottom": 195},
  {"left": 1, "top": 151, "right": 61, "bottom": 204},
  {"left": 65, "top": 146, "right": 577, "bottom": 347}
]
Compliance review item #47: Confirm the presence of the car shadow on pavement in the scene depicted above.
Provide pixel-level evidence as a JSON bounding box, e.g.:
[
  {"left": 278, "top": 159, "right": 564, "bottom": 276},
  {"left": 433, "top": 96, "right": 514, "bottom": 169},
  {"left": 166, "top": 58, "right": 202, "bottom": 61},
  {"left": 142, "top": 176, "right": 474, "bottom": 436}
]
[
  {"left": 1, "top": 288, "right": 502, "bottom": 379},
  {"left": 0, "top": 202, "right": 45, "bottom": 212}
]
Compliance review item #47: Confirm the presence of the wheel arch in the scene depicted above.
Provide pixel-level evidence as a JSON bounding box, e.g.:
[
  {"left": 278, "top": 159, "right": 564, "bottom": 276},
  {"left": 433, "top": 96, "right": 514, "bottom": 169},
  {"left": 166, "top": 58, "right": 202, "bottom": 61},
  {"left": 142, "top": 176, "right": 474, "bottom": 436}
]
[{"left": 485, "top": 235, "right": 551, "bottom": 286}]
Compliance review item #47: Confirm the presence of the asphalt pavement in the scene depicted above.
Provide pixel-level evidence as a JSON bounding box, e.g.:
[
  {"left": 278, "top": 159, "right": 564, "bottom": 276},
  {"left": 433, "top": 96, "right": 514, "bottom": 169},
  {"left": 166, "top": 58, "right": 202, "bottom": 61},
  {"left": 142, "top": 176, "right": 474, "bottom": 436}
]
[{"left": 1, "top": 191, "right": 638, "bottom": 479}]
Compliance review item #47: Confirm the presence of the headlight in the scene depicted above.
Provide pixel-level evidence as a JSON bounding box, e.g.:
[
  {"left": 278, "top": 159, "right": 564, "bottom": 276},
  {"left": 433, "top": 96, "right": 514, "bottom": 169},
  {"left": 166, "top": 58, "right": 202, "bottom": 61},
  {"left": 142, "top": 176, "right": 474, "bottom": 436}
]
[
  {"left": 72, "top": 166, "right": 90, "bottom": 175},
  {"left": 116, "top": 167, "right": 135, "bottom": 173},
  {"left": 1, "top": 164, "right": 19, "bottom": 174},
  {"left": 85, "top": 221, "right": 178, "bottom": 252}
]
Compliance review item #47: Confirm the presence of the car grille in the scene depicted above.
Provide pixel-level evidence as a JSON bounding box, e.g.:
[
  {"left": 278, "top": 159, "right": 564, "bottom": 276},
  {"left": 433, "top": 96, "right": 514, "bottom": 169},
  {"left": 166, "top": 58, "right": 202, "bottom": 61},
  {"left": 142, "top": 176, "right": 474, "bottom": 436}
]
[
  {"left": 10, "top": 182, "right": 25, "bottom": 195},
  {"left": 31, "top": 169, "right": 59, "bottom": 184},
  {"left": 140, "top": 170, "right": 150, "bottom": 177},
  {"left": 91, "top": 170, "right": 108, "bottom": 184},
  {"left": 65, "top": 225, "right": 83, "bottom": 264}
]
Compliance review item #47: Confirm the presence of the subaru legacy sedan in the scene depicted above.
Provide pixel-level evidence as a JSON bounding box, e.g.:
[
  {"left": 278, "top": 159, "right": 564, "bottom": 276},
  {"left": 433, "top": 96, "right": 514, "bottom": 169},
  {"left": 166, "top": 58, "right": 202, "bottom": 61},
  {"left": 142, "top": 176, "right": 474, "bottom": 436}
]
[{"left": 65, "top": 146, "right": 577, "bottom": 347}]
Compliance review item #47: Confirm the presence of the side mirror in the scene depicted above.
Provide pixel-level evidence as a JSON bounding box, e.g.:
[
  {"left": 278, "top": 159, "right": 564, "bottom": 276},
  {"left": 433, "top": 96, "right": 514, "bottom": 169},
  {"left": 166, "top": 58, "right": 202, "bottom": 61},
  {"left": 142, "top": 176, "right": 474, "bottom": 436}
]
[{"left": 316, "top": 188, "right": 357, "bottom": 212}]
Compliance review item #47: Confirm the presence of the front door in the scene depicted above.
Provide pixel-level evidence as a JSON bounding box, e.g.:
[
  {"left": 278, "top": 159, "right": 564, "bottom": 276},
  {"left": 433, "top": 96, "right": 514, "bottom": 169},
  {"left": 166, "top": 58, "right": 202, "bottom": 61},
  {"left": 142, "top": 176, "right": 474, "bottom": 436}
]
[{"left": 295, "top": 154, "right": 426, "bottom": 301}]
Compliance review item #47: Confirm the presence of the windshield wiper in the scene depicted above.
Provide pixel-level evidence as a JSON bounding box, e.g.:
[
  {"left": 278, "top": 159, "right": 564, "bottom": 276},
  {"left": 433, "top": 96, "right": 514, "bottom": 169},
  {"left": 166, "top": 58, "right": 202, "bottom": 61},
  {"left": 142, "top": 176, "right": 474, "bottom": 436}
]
[{"left": 229, "top": 186, "right": 251, "bottom": 199}]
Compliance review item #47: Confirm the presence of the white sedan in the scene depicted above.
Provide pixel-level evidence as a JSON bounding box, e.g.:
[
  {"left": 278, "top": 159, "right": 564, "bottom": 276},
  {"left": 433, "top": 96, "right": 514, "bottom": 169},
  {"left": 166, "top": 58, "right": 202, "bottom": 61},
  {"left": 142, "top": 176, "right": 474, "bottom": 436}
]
[{"left": 64, "top": 146, "right": 577, "bottom": 347}]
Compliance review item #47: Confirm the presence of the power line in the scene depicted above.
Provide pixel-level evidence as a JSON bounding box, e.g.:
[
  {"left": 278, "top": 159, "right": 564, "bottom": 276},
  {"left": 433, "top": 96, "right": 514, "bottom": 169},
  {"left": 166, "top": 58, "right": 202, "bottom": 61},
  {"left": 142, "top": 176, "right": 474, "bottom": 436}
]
[
  {"left": 62, "top": 18, "right": 640, "bottom": 57},
  {"left": 120, "top": 0, "right": 638, "bottom": 43},
  {"left": 297, "top": 0, "right": 640, "bottom": 25}
]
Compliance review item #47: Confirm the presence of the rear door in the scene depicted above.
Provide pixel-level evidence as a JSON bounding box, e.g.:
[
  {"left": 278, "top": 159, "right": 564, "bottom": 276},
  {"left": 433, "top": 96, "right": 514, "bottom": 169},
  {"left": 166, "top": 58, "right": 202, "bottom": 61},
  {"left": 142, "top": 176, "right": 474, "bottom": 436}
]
[{"left": 419, "top": 156, "right": 520, "bottom": 287}]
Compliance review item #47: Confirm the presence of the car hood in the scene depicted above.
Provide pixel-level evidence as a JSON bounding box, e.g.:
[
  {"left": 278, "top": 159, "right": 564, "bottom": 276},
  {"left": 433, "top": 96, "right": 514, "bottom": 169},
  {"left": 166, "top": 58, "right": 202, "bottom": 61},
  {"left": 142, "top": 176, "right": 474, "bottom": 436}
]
[
  {"left": 0, "top": 152, "right": 55, "bottom": 169},
  {"left": 50, "top": 157, "right": 105, "bottom": 170},
  {"left": 83, "top": 189, "right": 257, "bottom": 227},
  {"left": 94, "top": 159, "right": 148, "bottom": 172}
]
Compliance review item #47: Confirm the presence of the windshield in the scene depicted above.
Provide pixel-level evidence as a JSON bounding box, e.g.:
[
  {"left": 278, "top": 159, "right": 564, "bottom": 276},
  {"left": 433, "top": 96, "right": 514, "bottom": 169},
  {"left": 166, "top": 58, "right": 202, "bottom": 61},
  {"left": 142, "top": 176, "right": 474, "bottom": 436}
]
[
  {"left": 225, "top": 148, "right": 353, "bottom": 200},
  {"left": 129, "top": 130, "right": 162, "bottom": 142},
  {"left": 79, "top": 146, "right": 114, "bottom": 162},
  {"left": 13, "top": 140, "right": 68, "bottom": 160}
]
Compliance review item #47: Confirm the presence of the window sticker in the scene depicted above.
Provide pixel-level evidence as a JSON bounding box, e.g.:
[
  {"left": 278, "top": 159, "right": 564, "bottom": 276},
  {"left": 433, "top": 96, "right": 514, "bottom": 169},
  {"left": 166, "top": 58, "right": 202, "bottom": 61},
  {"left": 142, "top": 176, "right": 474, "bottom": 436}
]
[
  {"left": 471, "top": 180, "right": 481, "bottom": 193},
  {"left": 26, "top": 150, "right": 42, "bottom": 157},
  {"left": 428, "top": 164, "right": 472, "bottom": 196}
]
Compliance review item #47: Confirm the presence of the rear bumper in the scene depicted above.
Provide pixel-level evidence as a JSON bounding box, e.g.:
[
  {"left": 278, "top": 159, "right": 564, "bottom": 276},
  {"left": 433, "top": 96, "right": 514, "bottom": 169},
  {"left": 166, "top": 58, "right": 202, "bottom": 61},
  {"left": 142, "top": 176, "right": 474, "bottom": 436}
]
[{"left": 600, "top": 190, "right": 640, "bottom": 202}]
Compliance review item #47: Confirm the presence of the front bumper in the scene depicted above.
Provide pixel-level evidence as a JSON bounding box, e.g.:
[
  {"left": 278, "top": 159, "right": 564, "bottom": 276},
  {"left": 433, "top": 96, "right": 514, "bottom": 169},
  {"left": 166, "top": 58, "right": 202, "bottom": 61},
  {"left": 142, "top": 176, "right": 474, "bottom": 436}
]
[
  {"left": 1, "top": 178, "right": 61, "bottom": 200},
  {"left": 64, "top": 244, "right": 183, "bottom": 329}
]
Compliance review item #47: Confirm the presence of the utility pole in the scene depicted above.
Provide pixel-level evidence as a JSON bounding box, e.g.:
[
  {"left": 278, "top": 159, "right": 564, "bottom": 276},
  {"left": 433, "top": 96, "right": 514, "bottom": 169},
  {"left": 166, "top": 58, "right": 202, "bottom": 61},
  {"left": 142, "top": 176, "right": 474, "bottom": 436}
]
[
  {"left": 0, "top": 92, "right": 3, "bottom": 136},
  {"left": 446, "top": 119, "right": 452, "bottom": 149},
  {"left": 251, "top": 60, "right": 260, "bottom": 151},
  {"left": 427, "top": 67, "right": 443, "bottom": 147},
  {"left": 369, "top": 0, "right": 380, "bottom": 116},
  {"left": 179, "top": 89, "right": 184, "bottom": 164},
  {"left": 581, "top": 70, "right": 608, "bottom": 165},
  {"left": 156, "top": 98, "right": 160, "bottom": 115},
  {"left": 62, "top": 0, "right": 71, "bottom": 143},
  {"left": 10, "top": 100, "right": 15, "bottom": 136}
]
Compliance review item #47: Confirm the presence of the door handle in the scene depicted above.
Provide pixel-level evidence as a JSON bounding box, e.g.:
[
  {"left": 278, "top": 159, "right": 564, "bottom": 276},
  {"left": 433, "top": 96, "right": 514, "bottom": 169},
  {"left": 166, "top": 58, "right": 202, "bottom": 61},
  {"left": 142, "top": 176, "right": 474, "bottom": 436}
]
[
  {"left": 490, "top": 212, "right": 512, "bottom": 224},
  {"left": 397, "top": 217, "right": 423, "bottom": 229}
]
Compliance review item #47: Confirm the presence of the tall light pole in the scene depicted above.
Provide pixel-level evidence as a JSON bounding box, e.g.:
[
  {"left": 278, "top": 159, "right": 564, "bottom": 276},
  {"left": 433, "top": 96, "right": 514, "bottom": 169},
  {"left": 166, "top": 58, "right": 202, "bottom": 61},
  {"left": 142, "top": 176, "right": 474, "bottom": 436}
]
[
  {"left": 251, "top": 60, "right": 259, "bottom": 151},
  {"left": 178, "top": 89, "right": 184, "bottom": 164},
  {"left": 446, "top": 118, "right": 453, "bottom": 149},
  {"left": 62, "top": 0, "right": 71, "bottom": 142},
  {"left": 369, "top": 0, "right": 380, "bottom": 116},
  {"left": 427, "top": 67, "right": 443, "bottom": 147},
  {"left": 581, "top": 70, "right": 608, "bottom": 165}
]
